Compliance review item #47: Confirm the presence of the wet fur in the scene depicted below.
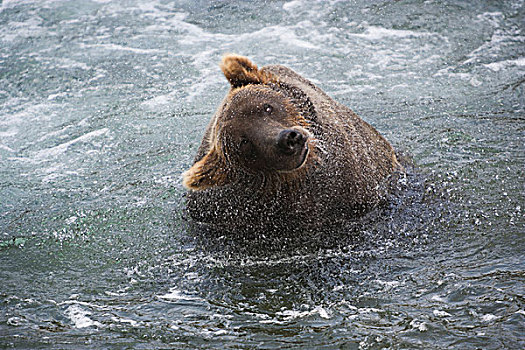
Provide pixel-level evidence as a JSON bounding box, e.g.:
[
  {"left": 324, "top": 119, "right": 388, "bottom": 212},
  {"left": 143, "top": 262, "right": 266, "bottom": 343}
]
[
  {"left": 220, "top": 54, "right": 275, "bottom": 87},
  {"left": 183, "top": 63, "right": 315, "bottom": 192},
  {"left": 183, "top": 55, "right": 401, "bottom": 232}
]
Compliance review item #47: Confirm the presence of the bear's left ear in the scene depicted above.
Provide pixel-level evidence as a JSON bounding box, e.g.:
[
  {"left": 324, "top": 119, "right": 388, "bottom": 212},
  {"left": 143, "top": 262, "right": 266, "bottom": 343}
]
[
  {"left": 220, "top": 54, "right": 272, "bottom": 88},
  {"left": 182, "top": 147, "right": 230, "bottom": 191}
]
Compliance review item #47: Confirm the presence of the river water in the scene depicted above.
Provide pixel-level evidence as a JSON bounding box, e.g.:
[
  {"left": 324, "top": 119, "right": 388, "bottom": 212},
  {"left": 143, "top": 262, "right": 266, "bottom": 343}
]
[{"left": 1, "top": 0, "right": 524, "bottom": 348}]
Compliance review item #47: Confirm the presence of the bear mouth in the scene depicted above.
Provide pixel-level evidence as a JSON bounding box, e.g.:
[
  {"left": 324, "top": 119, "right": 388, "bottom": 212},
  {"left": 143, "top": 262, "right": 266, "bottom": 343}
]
[
  {"left": 278, "top": 144, "right": 309, "bottom": 173},
  {"left": 296, "top": 144, "right": 310, "bottom": 169}
]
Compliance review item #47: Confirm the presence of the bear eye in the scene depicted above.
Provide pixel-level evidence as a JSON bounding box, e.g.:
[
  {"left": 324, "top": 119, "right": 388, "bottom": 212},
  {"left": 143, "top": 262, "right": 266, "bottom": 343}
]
[
  {"left": 263, "top": 104, "right": 273, "bottom": 114},
  {"left": 239, "top": 138, "right": 250, "bottom": 148}
]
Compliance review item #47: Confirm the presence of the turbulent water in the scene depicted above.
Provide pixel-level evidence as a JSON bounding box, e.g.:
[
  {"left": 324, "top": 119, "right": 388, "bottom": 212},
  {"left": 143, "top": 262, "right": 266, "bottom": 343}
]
[{"left": 1, "top": 0, "right": 524, "bottom": 348}]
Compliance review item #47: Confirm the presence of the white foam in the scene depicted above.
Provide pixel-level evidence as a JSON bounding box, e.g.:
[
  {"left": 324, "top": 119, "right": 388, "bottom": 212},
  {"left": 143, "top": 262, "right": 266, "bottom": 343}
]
[
  {"left": 79, "top": 43, "right": 165, "bottom": 55},
  {"left": 375, "top": 279, "right": 401, "bottom": 290},
  {"left": 65, "top": 216, "right": 77, "bottom": 225},
  {"left": 462, "top": 13, "right": 525, "bottom": 67},
  {"left": 149, "top": 12, "right": 333, "bottom": 103},
  {"left": 161, "top": 10, "right": 322, "bottom": 53},
  {"left": 0, "top": 102, "right": 62, "bottom": 127},
  {"left": 1, "top": 0, "right": 62, "bottom": 10},
  {"left": 111, "top": 316, "right": 138, "bottom": 326},
  {"left": 1, "top": 16, "right": 44, "bottom": 42},
  {"left": 348, "top": 25, "right": 443, "bottom": 41},
  {"left": 47, "top": 92, "right": 70, "bottom": 100},
  {"left": 480, "top": 314, "right": 499, "bottom": 322},
  {"left": 141, "top": 92, "right": 177, "bottom": 109},
  {"left": 316, "top": 306, "right": 331, "bottom": 319},
  {"left": 0, "top": 144, "right": 15, "bottom": 152},
  {"left": 177, "top": 20, "right": 320, "bottom": 51},
  {"left": 283, "top": 0, "right": 303, "bottom": 12},
  {"left": 61, "top": 299, "right": 115, "bottom": 311},
  {"left": 55, "top": 57, "right": 91, "bottom": 71},
  {"left": 409, "top": 319, "right": 428, "bottom": 332},
  {"left": 476, "top": 12, "right": 504, "bottom": 28},
  {"left": 36, "top": 124, "right": 75, "bottom": 143},
  {"left": 484, "top": 57, "right": 525, "bottom": 71},
  {"left": 358, "top": 307, "right": 383, "bottom": 314},
  {"left": 41, "top": 166, "right": 79, "bottom": 184},
  {"left": 431, "top": 295, "right": 446, "bottom": 302},
  {"left": 66, "top": 304, "right": 102, "bottom": 328},
  {"left": 158, "top": 288, "right": 204, "bottom": 302},
  {"left": 33, "top": 128, "right": 109, "bottom": 160},
  {"left": 276, "top": 305, "right": 331, "bottom": 320},
  {"left": 433, "top": 309, "right": 451, "bottom": 317},
  {"left": 0, "top": 127, "right": 18, "bottom": 139}
]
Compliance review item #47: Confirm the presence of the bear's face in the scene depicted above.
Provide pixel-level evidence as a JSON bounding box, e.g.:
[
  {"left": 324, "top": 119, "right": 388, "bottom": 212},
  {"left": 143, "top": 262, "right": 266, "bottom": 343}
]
[
  {"left": 183, "top": 55, "right": 313, "bottom": 191},
  {"left": 218, "top": 87, "right": 311, "bottom": 173}
]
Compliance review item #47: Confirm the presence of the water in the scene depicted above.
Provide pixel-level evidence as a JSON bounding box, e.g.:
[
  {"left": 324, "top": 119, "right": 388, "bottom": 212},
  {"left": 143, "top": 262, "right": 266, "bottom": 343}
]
[{"left": 1, "top": 0, "right": 523, "bottom": 348}]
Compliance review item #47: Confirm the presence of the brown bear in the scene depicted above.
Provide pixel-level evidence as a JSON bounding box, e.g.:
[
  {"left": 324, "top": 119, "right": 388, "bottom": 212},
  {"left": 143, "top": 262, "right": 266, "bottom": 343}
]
[{"left": 183, "top": 54, "right": 401, "bottom": 233}]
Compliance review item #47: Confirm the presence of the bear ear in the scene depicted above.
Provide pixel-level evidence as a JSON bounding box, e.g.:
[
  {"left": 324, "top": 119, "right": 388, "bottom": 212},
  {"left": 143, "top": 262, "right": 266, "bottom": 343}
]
[
  {"left": 220, "top": 54, "right": 271, "bottom": 88},
  {"left": 182, "top": 148, "right": 230, "bottom": 190}
]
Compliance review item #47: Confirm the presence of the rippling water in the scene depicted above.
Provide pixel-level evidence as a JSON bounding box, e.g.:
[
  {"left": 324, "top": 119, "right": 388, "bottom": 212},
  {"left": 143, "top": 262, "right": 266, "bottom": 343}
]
[{"left": 1, "top": 0, "right": 524, "bottom": 348}]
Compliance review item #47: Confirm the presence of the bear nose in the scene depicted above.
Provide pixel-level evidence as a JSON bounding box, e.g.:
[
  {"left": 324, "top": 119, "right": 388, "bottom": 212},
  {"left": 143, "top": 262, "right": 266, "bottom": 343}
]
[{"left": 277, "top": 129, "right": 307, "bottom": 155}]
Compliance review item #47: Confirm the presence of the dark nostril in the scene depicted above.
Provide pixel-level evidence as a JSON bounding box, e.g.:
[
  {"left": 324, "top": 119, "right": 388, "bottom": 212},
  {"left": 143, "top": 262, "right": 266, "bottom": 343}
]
[
  {"left": 290, "top": 132, "right": 304, "bottom": 147},
  {"left": 278, "top": 129, "right": 306, "bottom": 153}
]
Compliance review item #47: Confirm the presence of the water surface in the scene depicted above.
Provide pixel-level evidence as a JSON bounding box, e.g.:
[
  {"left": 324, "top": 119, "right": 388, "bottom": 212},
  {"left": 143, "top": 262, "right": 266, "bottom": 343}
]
[{"left": 1, "top": 0, "right": 524, "bottom": 348}]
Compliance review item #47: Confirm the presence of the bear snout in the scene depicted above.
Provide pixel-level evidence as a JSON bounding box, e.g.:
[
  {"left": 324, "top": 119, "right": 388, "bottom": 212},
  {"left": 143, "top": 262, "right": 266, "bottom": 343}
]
[{"left": 277, "top": 129, "right": 308, "bottom": 155}]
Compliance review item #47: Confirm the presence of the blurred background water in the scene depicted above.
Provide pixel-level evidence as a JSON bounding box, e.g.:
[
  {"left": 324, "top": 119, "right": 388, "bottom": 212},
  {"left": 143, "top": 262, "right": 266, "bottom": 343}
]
[{"left": 1, "top": 0, "right": 524, "bottom": 348}]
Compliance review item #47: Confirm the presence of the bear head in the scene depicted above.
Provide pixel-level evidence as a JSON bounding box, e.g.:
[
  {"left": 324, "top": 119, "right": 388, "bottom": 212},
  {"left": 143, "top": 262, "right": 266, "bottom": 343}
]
[{"left": 183, "top": 55, "right": 314, "bottom": 191}]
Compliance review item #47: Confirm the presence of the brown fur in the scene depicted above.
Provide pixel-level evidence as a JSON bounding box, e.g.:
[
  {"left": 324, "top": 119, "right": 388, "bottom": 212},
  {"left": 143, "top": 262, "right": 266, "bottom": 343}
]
[
  {"left": 183, "top": 55, "right": 401, "bottom": 232},
  {"left": 182, "top": 145, "right": 229, "bottom": 190},
  {"left": 183, "top": 80, "right": 314, "bottom": 191},
  {"left": 220, "top": 54, "right": 275, "bottom": 88}
]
